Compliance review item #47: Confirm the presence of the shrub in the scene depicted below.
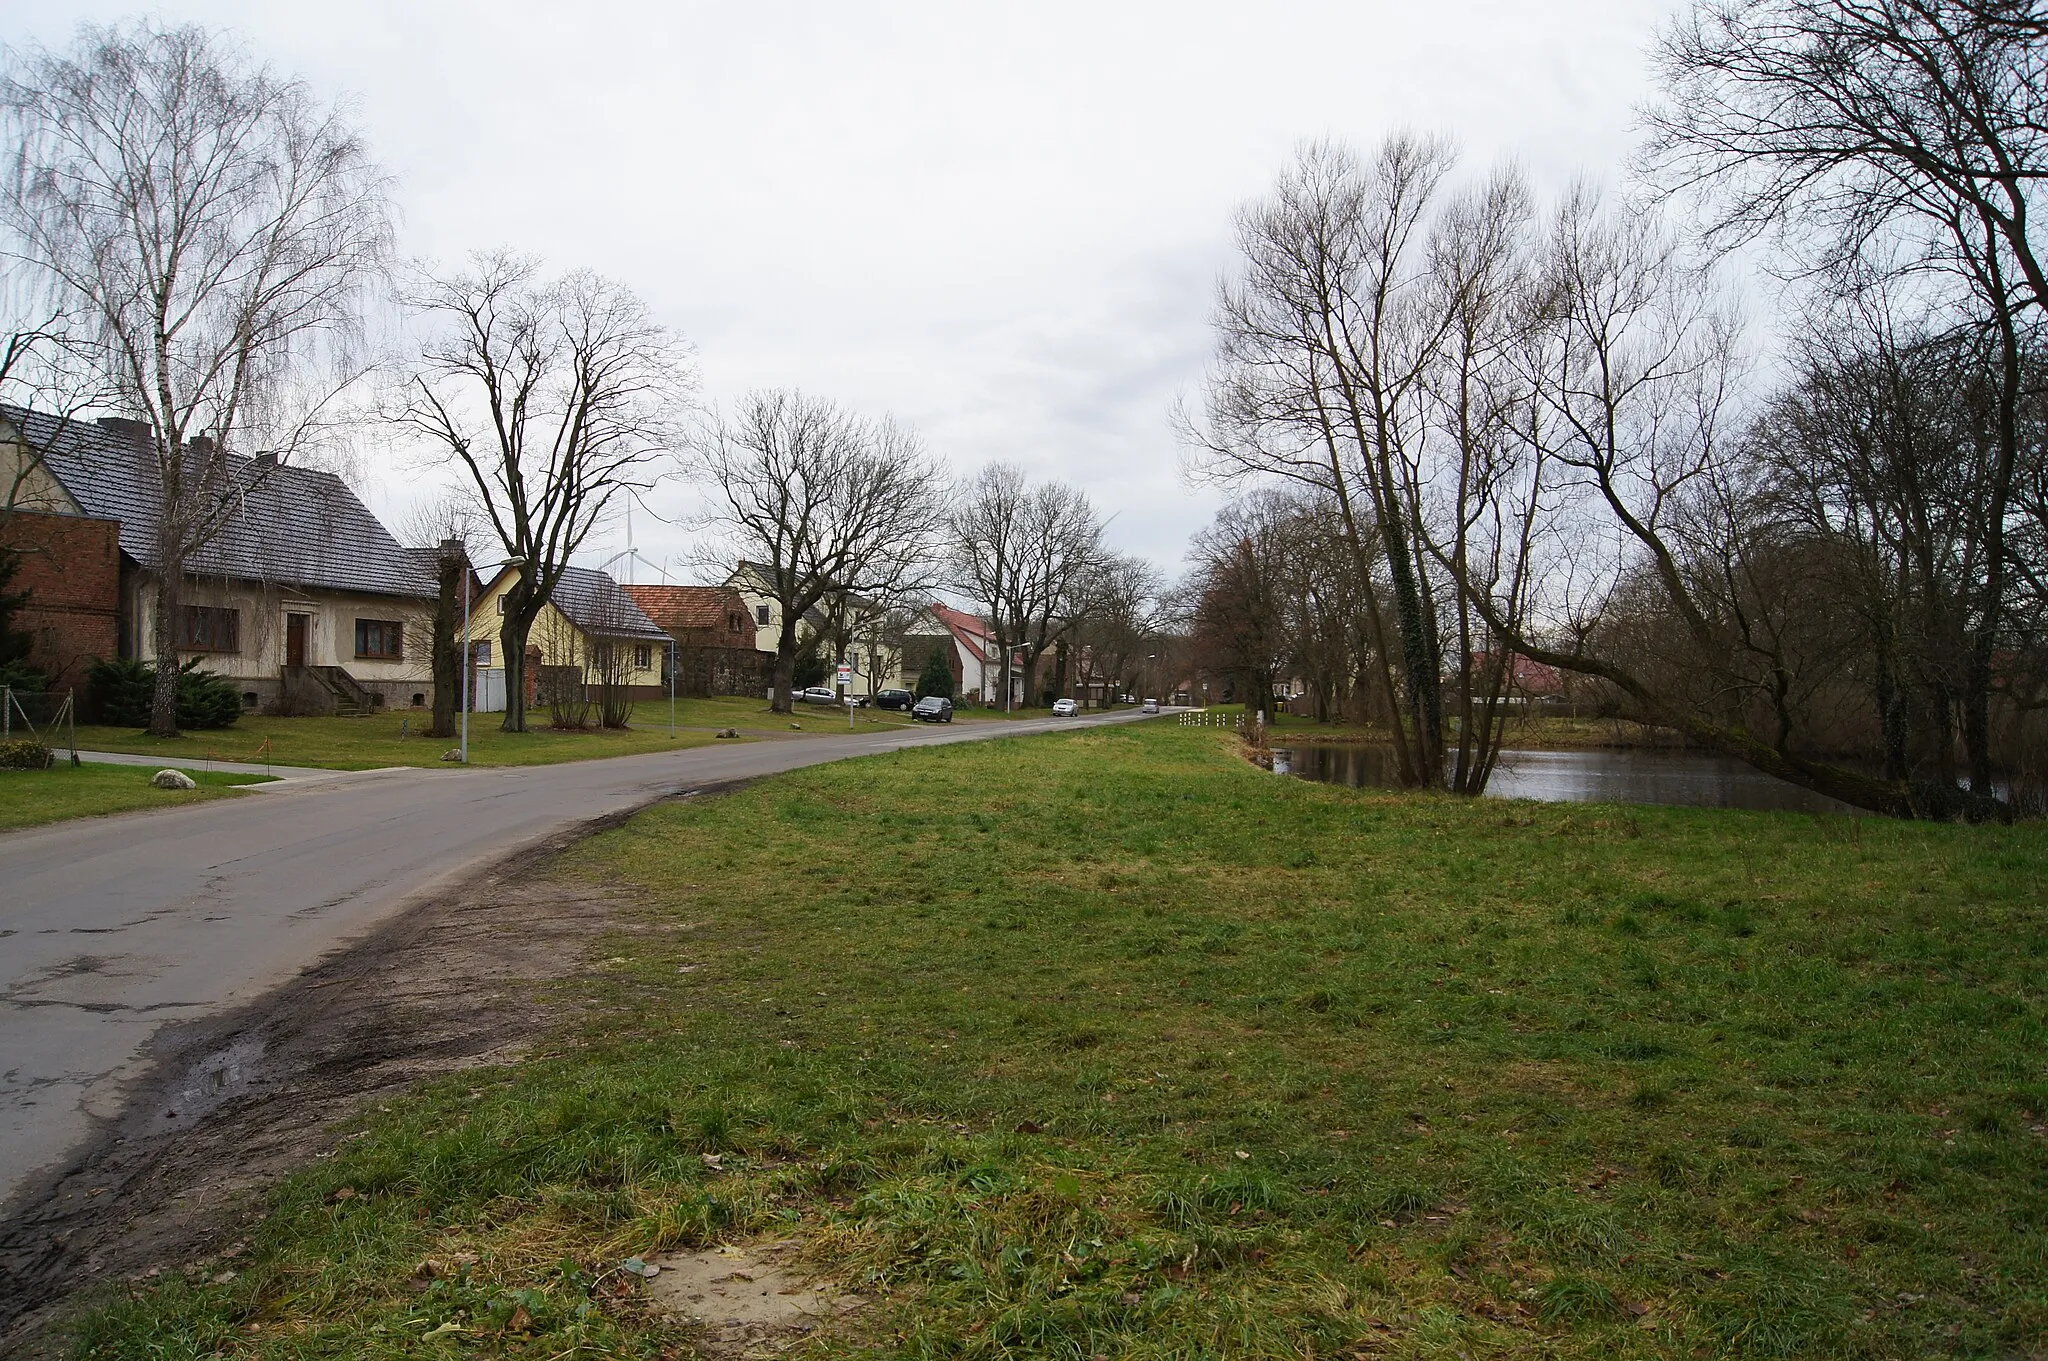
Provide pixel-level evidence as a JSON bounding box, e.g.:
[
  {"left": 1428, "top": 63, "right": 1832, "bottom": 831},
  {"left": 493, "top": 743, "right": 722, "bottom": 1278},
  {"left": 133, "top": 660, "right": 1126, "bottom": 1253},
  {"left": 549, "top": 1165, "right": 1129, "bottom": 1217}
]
[
  {"left": 0, "top": 739, "right": 54, "bottom": 770},
  {"left": 87, "top": 657, "right": 242, "bottom": 729}
]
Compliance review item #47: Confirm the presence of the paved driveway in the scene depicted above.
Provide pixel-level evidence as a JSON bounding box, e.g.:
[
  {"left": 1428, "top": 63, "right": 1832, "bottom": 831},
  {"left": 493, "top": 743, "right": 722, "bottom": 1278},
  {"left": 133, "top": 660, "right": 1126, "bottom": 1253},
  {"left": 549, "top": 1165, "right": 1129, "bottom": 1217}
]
[{"left": 0, "top": 711, "right": 1149, "bottom": 1212}]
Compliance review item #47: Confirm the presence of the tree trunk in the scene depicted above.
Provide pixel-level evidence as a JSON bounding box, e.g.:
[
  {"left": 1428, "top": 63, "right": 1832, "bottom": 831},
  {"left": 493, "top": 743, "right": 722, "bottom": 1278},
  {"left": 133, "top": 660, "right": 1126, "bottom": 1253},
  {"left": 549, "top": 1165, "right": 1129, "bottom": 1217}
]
[
  {"left": 148, "top": 565, "right": 182, "bottom": 737},
  {"left": 499, "top": 612, "right": 533, "bottom": 733},
  {"left": 770, "top": 622, "right": 798, "bottom": 713}
]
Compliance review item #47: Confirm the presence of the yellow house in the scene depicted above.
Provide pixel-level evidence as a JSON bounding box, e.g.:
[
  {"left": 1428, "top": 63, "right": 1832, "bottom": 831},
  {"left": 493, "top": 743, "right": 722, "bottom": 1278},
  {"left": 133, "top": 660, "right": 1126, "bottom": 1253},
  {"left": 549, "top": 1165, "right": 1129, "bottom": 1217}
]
[{"left": 461, "top": 564, "right": 669, "bottom": 712}]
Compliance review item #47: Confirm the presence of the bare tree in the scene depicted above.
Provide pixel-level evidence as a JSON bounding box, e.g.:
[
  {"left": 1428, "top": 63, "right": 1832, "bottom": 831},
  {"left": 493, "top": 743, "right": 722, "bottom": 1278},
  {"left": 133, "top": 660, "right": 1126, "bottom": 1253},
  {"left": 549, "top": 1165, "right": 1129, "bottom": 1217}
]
[
  {"left": 696, "top": 390, "right": 942, "bottom": 713},
  {"left": 401, "top": 252, "right": 692, "bottom": 732},
  {"left": 1643, "top": 0, "right": 2046, "bottom": 805},
  {"left": 1072, "top": 552, "right": 1163, "bottom": 706},
  {"left": 949, "top": 462, "right": 1031, "bottom": 709},
  {"left": 2, "top": 21, "right": 392, "bottom": 736},
  {"left": 1015, "top": 480, "right": 1105, "bottom": 705}
]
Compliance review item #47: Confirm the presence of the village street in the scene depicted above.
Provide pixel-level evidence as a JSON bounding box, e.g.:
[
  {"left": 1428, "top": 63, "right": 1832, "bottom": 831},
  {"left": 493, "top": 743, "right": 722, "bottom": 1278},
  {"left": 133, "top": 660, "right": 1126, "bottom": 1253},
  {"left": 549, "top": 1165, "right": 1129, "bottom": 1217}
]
[{"left": 0, "top": 710, "right": 1148, "bottom": 1217}]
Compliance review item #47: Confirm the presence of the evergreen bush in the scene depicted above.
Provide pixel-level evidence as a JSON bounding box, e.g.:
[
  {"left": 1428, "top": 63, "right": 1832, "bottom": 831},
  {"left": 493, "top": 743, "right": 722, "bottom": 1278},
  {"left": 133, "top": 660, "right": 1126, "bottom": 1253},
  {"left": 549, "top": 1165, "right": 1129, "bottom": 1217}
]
[
  {"left": 87, "top": 657, "right": 242, "bottom": 729},
  {"left": 915, "top": 645, "right": 955, "bottom": 700}
]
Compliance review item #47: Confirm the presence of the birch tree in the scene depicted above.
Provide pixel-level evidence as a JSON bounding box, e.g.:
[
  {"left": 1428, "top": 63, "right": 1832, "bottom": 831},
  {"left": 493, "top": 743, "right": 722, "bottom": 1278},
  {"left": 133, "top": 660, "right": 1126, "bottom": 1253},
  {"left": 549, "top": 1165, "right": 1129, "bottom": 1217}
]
[{"left": 3, "top": 22, "right": 393, "bottom": 735}]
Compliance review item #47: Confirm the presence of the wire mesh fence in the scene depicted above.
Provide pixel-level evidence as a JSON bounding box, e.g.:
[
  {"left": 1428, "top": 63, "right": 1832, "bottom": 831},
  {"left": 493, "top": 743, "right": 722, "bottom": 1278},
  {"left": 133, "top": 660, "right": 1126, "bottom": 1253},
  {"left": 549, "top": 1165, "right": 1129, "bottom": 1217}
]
[{"left": 1, "top": 687, "right": 81, "bottom": 765}]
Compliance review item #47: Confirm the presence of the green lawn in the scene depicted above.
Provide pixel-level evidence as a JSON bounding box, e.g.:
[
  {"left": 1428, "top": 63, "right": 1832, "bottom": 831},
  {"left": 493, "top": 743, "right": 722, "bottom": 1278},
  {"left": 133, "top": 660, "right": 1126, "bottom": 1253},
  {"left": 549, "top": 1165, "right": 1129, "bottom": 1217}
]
[
  {"left": 64, "top": 725, "right": 2047, "bottom": 1358},
  {"left": 0, "top": 762, "right": 271, "bottom": 831},
  {"left": 65, "top": 699, "right": 817, "bottom": 771}
]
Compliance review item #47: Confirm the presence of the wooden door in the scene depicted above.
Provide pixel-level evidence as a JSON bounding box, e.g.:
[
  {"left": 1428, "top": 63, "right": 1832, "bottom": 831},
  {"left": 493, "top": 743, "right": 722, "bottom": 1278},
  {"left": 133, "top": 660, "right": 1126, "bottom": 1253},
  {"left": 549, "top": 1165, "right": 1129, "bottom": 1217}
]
[{"left": 286, "top": 613, "right": 309, "bottom": 667}]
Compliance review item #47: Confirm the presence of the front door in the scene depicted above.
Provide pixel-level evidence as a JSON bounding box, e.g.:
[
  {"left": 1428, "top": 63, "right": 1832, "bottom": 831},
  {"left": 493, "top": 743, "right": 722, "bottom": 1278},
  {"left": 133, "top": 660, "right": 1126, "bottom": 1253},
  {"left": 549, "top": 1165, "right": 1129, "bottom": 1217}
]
[{"left": 285, "top": 613, "right": 309, "bottom": 667}]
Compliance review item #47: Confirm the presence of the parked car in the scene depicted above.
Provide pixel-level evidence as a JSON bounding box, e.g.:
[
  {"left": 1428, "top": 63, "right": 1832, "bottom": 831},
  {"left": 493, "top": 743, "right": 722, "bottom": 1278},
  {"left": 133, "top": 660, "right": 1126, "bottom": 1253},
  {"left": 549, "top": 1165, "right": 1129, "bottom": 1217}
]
[
  {"left": 1051, "top": 698, "right": 1079, "bottom": 717},
  {"left": 1141, "top": 698, "right": 1160, "bottom": 714},
  {"left": 798, "top": 686, "right": 840, "bottom": 705},
  {"left": 874, "top": 688, "right": 915, "bottom": 711},
  {"left": 911, "top": 696, "right": 954, "bottom": 723}
]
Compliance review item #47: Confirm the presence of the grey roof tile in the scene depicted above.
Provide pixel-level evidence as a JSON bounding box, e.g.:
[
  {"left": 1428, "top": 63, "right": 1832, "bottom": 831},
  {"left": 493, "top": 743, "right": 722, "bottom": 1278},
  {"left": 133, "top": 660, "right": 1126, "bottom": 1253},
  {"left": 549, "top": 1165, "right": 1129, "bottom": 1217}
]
[
  {"left": 6, "top": 405, "right": 434, "bottom": 600},
  {"left": 548, "top": 565, "right": 671, "bottom": 642}
]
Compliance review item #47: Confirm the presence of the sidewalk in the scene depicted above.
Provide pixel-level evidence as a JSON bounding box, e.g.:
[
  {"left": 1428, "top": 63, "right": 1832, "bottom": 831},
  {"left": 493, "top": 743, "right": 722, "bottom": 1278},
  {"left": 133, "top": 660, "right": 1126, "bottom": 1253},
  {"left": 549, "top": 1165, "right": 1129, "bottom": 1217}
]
[{"left": 72, "top": 749, "right": 398, "bottom": 783}]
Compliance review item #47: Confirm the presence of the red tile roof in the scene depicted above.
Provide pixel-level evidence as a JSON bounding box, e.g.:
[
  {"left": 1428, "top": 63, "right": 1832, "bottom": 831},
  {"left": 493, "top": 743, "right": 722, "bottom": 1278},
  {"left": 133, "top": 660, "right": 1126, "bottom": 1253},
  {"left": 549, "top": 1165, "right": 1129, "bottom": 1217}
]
[{"left": 623, "top": 584, "right": 747, "bottom": 632}]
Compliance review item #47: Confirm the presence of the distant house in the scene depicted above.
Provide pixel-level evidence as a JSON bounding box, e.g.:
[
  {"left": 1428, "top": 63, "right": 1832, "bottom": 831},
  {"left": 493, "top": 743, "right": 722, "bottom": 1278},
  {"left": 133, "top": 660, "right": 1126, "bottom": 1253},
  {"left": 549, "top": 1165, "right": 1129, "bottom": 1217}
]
[
  {"left": 621, "top": 584, "right": 763, "bottom": 697},
  {"left": 927, "top": 603, "right": 1024, "bottom": 707},
  {"left": 461, "top": 564, "right": 669, "bottom": 712},
  {"left": 723, "top": 561, "right": 914, "bottom": 697},
  {"left": 0, "top": 405, "right": 438, "bottom": 714}
]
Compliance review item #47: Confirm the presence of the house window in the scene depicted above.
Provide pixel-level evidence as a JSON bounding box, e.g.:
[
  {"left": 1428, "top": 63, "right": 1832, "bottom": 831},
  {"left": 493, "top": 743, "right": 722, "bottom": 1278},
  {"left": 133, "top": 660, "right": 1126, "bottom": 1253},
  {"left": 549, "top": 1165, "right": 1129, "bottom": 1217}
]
[
  {"left": 728, "top": 612, "right": 744, "bottom": 632},
  {"left": 181, "top": 605, "right": 240, "bottom": 652},
  {"left": 497, "top": 594, "right": 508, "bottom": 614},
  {"left": 473, "top": 640, "right": 493, "bottom": 667},
  {"left": 634, "top": 644, "right": 652, "bottom": 670},
  {"left": 755, "top": 604, "right": 770, "bottom": 626},
  {"left": 355, "top": 619, "right": 403, "bottom": 660}
]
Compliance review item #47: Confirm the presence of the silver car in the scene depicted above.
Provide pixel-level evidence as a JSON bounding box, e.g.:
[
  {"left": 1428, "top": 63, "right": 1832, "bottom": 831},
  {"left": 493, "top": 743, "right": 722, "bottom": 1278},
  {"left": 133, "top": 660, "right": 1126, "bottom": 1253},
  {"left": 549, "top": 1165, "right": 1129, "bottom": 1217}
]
[
  {"left": 1141, "top": 698, "right": 1160, "bottom": 714},
  {"left": 1052, "top": 698, "right": 1079, "bottom": 717}
]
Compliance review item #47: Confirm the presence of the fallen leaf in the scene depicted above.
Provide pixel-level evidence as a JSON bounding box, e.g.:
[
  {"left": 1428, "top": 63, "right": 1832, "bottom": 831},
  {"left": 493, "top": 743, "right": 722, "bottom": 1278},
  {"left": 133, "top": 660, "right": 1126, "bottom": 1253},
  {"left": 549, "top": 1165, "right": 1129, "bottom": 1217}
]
[{"left": 1014, "top": 1120, "right": 1044, "bottom": 1134}]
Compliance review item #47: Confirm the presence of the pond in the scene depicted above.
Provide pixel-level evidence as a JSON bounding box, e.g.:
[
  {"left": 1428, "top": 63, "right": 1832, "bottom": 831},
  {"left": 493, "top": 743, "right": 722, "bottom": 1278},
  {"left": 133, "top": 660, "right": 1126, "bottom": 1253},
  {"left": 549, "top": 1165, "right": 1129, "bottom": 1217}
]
[{"left": 1269, "top": 744, "right": 1860, "bottom": 814}]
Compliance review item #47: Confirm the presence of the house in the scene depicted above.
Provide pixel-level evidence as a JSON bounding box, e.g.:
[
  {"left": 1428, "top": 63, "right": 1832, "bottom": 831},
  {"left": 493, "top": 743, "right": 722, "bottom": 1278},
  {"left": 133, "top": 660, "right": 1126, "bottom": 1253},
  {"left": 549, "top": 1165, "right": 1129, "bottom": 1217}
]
[
  {"left": 620, "top": 584, "right": 763, "bottom": 696},
  {"left": 1, "top": 405, "right": 439, "bottom": 713},
  {"left": 461, "top": 563, "right": 669, "bottom": 712},
  {"left": 927, "top": 603, "right": 1025, "bottom": 707},
  {"left": 722, "top": 561, "right": 915, "bottom": 697}
]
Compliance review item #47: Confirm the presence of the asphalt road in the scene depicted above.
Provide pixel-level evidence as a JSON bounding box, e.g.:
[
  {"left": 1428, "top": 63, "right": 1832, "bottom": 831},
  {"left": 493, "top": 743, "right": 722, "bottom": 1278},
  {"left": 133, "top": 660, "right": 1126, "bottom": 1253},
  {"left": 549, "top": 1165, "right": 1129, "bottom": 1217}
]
[{"left": 0, "top": 709, "right": 1150, "bottom": 1214}]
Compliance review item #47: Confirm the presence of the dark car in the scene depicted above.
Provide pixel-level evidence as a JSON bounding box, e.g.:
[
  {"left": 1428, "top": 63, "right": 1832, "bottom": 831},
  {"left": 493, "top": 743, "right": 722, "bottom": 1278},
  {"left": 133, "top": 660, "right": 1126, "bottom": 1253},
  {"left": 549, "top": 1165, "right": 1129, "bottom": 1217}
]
[
  {"left": 911, "top": 696, "right": 953, "bottom": 723},
  {"left": 874, "top": 688, "right": 915, "bottom": 711}
]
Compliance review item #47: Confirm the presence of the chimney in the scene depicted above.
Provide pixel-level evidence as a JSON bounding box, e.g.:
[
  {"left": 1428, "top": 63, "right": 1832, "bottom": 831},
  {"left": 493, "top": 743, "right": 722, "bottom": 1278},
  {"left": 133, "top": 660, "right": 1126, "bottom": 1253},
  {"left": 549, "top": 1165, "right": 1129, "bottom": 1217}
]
[
  {"left": 96, "top": 416, "right": 153, "bottom": 448},
  {"left": 188, "top": 434, "right": 215, "bottom": 460},
  {"left": 250, "top": 450, "right": 277, "bottom": 471}
]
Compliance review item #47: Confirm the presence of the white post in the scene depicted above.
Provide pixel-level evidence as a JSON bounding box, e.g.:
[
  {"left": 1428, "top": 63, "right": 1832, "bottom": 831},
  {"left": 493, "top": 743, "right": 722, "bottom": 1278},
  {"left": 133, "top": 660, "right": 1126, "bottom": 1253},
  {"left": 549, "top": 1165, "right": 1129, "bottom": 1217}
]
[{"left": 668, "top": 640, "right": 676, "bottom": 737}]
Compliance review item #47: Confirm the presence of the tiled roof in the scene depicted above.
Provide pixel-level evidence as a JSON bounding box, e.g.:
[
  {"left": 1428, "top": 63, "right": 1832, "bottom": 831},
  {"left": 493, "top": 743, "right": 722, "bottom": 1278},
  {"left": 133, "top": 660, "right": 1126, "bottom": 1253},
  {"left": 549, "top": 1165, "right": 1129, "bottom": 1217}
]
[
  {"left": 549, "top": 565, "right": 672, "bottom": 642},
  {"left": 621, "top": 584, "right": 746, "bottom": 632},
  {"left": 6, "top": 405, "right": 434, "bottom": 600},
  {"left": 929, "top": 602, "right": 996, "bottom": 664}
]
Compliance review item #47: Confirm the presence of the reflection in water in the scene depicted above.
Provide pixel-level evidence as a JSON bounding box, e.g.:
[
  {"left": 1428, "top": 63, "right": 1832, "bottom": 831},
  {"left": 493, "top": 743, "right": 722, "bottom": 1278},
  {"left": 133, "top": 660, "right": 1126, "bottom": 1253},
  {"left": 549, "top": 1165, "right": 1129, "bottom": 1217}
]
[{"left": 1270, "top": 744, "right": 1858, "bottom": 814}]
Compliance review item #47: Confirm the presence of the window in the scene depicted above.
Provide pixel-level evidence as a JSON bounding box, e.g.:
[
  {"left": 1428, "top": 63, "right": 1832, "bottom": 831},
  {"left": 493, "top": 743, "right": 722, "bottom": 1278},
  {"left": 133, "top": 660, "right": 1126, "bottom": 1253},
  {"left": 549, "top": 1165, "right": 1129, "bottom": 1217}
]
[
  {"left": 755, "top": 604, "right": 770, "bottom": 626},
  {"left": 181, "top": 605, "right": 240, "bottom": 652},
  {"left": 355, "top": 618, "right": 403, "bottom": 659},
  {"left": 634, "top": 644, "right": 652, "bottom": 670},
  {"left": 473, "top": 640, "right": 493, "bottom": 667},
  {"left": 497, "top": 594, "right": 508, "bottom": 614},
  {"left": 728, "top": 612, "right": 744, "bottom": 632}
]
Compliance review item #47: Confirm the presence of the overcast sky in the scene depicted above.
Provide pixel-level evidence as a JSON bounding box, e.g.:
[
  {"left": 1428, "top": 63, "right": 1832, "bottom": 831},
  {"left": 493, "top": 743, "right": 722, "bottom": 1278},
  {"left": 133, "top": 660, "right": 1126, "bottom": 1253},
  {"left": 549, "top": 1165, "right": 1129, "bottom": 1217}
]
[{"left": 3, "top": 1, "right": 1682, "bottom": 584}]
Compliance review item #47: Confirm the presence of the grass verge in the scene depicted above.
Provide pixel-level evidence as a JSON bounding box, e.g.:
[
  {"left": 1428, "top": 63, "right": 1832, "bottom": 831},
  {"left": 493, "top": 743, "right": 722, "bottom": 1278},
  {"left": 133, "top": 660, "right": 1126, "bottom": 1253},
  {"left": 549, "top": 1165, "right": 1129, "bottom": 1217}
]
[
  {"left": 0, "top": 763, "right": 271, "bottom": 831},
  {"left": 63, "top": 724, "right": 2048, "bottom": 1358},
  {"left": 64, "top": 700, "right": 789, "bottom": 771}
]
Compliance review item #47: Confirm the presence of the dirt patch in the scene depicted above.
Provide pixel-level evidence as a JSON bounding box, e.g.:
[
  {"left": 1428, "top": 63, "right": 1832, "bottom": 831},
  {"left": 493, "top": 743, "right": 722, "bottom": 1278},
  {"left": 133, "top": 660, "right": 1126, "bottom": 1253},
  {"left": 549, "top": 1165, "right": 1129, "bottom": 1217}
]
[
  {"left": 0, "top": 810, "right": 664, "bottom": 1358},
  {"left": 647, "top": 1239, "right": 864, "bottom": 1355}
]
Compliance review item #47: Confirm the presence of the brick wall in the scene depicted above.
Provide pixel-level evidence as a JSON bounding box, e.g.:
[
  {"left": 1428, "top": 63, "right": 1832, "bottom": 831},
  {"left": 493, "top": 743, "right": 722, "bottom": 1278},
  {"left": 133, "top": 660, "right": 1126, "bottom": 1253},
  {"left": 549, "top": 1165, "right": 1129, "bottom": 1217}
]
[{"left": 1, "top": 510, "right": 123, "bottom": 689}]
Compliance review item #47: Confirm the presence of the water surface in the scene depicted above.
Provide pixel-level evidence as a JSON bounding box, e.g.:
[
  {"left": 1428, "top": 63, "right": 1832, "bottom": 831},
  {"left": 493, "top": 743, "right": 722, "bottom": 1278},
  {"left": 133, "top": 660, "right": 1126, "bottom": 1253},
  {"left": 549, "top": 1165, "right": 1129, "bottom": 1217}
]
[{"left": 1270, "top": 744, "right": 1858, "bottom": 814}]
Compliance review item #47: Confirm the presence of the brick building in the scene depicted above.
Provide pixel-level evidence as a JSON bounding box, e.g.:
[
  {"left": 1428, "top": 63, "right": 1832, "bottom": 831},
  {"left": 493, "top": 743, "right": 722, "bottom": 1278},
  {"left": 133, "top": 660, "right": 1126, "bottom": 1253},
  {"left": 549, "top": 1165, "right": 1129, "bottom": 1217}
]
[
  {"left": 1, "top": 509, "right": 122, "bottom": 691},
  {"left": 621, "top": 584, "right": 765, "bottom": 697}
]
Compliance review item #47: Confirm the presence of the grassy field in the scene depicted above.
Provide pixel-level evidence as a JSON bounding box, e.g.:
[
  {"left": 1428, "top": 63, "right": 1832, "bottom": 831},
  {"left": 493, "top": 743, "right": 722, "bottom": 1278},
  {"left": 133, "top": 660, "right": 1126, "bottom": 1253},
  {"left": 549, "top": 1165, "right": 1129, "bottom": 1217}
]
[
  {"left": 64, "top": 699, "right": 836, "bottom": 771},
  {"left": 0, "top": 762, "right": 271, "bottom": 831},
  {"left": 64, "top": 725, "right": 2047, "bottom": 1358}
]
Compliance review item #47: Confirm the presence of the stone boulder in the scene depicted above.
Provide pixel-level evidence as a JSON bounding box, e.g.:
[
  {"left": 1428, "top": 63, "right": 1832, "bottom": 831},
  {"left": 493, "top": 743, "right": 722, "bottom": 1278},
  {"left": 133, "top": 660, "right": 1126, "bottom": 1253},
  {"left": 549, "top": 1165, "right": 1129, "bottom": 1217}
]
[{"left": 151, "top": 768, "right": 198, "bottom": 790}]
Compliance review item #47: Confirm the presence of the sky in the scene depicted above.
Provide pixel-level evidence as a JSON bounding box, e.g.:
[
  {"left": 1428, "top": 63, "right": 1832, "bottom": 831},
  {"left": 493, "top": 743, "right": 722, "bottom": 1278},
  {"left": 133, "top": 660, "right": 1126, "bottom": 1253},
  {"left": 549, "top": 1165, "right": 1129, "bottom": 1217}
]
[{"left": 2, "top": 0, "right": 1683, "bottom": 585}]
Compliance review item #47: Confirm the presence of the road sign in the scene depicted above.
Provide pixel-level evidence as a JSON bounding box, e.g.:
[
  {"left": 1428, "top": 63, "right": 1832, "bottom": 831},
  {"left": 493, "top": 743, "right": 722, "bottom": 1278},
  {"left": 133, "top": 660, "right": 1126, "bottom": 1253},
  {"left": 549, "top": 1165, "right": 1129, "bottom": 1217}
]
[{"left": 835, "top": 664, "right": 852, "bottom": 688}]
